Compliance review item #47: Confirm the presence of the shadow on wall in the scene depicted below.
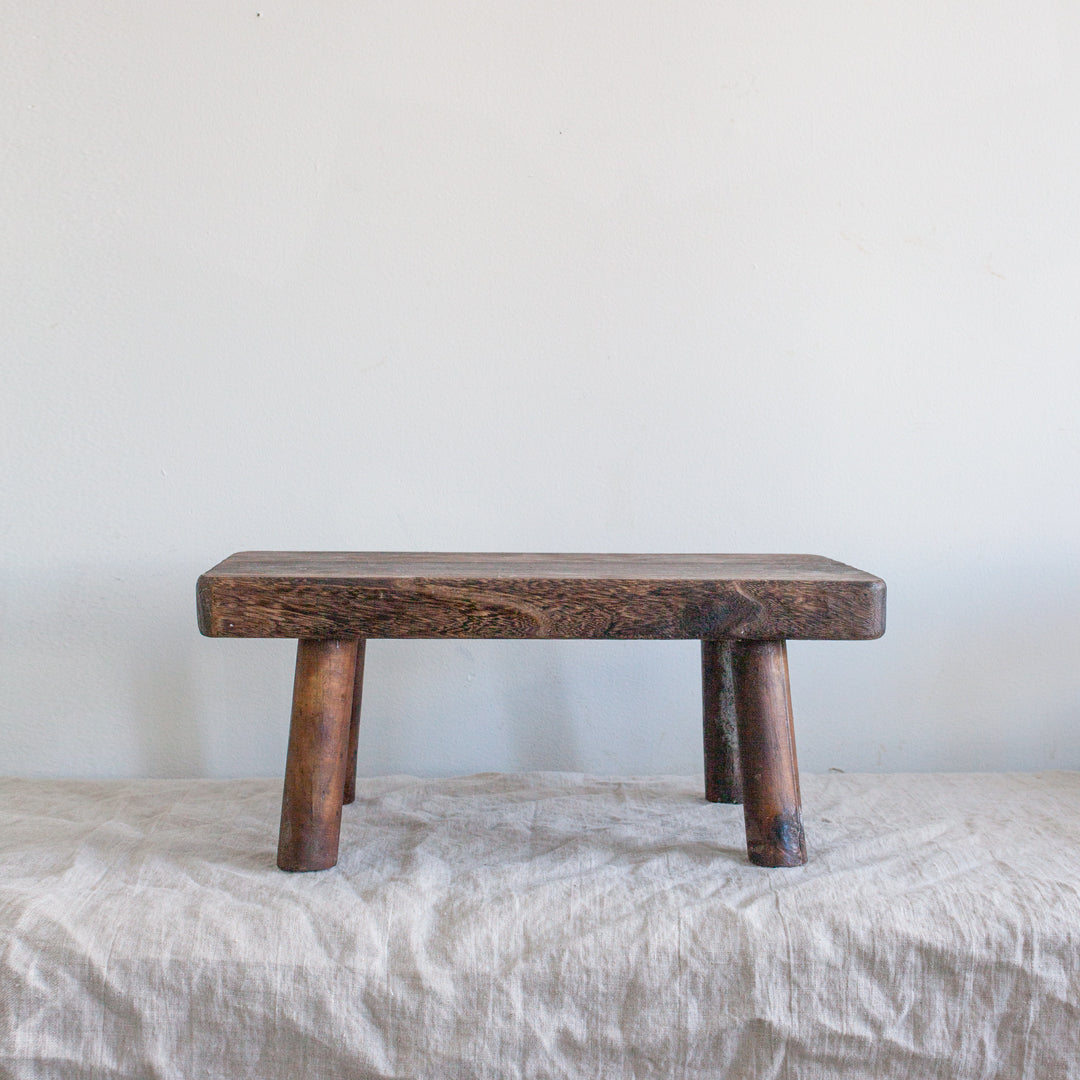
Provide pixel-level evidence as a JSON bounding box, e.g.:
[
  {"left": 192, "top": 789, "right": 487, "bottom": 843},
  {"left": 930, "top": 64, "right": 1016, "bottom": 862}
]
[
  {"left": 356, "top": 639, "right": 586, "bottom": 779},
  {"left": 501, "top": 640, "right": 580, "bottom": 771},
  {"left": 4, "top": 556, "right": 1079, "bottom": 778},
  {"left": 2, "top": 563, "right": 203, "bottom": 776},
  {"left": 358, "top": 637, "right": 698, "bottom": 780},
  {"left": 790, "top": 555, "right": 1080, "bottom": 774},
  {"left": 0, "top": 559, "right": 695, "bottom": 781},
  {"left": 1, "top": 562, "right": 288, "bottom": 779}
]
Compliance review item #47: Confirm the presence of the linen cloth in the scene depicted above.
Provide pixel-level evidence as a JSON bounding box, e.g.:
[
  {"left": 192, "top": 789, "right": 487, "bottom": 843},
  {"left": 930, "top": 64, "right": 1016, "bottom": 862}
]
[{"left": 1, "top": 771, "right": 1078, "bottom": 1079}]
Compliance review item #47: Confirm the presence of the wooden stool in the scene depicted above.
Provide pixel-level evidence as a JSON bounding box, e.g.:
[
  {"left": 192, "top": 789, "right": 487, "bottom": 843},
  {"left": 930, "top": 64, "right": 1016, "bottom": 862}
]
[{"left": 197, "top": 553, "right": 885, "bottom": 872}]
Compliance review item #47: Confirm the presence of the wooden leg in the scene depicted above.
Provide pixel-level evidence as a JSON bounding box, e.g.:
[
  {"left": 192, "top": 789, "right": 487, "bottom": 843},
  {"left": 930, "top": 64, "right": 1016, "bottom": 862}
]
[
  {"left": 342, "top": 638, "right": 366, "bottom": 805},
  {"left": 732, "top": 640, "right": 807, "bottom": 867},
  {"left": 277, "top": 638, "right": 358, "bottom": 872},
  {"left": 701, "top": 640, "right": 742, "bottom": 803}
]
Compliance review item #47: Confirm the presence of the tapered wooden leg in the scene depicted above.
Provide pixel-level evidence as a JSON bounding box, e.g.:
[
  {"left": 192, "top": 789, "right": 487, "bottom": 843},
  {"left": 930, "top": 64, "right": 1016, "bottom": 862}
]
[
  {"left": 277, "top": 638, "right": 358, "bottom": 872},
  {"left": 732, "top": 640, "right": 807, "bottom": 867},
  {"left": 701, "top": 640, "right": 742, "bottom": 803},
  {"left": 342, "top": 638, "right": 366, "bottom": 805}
]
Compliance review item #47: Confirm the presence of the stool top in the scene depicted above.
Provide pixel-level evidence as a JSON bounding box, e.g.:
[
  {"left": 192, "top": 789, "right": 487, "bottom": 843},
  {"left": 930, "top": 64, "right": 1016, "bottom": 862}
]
[{"left": 198, "top": 552, "right": 885, "bottom": 641}]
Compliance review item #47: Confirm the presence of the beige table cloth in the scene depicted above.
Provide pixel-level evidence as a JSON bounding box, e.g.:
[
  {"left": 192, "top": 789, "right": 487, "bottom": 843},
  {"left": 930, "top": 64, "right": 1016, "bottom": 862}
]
[{"left": 2, "top": 771, "right": 1078, "bottom": 1079}]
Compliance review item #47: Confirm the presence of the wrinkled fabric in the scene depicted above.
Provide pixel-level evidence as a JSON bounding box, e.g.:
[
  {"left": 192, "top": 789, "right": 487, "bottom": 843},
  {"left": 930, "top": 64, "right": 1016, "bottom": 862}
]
[{"left": 1, "top": 771, "right": 1078, "bottom": 1079}]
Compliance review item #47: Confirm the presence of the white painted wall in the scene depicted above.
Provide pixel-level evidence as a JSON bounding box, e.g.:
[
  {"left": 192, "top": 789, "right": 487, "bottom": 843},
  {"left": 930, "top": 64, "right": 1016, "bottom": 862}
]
[{"left": 3, "top": 2, "right": 1079, "bottom": 780}]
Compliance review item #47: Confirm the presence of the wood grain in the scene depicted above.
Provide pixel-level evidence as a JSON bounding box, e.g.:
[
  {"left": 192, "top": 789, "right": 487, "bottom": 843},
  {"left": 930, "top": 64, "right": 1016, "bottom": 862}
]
[
  {"left": 198, "top": 552, "right": 885, "bottom": 641},
  {"left": 342, "top": 639, "right": 365, "bottom": 806},
  {"left": 199, "top": 553, "right": 885, "bottom": 872},
  {"left": 701, "top": 640, "right": 742, "bottom": 803},
  {"left": 277, "top": 638, "right": 358, "bottom": 872},
  {"left": 732, "top": 640, "right": 806, "bottom": 868}
]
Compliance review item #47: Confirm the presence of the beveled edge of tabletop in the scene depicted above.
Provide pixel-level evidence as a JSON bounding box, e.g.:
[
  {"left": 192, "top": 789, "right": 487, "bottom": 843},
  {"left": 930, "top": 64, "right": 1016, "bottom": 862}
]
[{"left": 199, "top": 551, "right": 883, "bottom": 582}]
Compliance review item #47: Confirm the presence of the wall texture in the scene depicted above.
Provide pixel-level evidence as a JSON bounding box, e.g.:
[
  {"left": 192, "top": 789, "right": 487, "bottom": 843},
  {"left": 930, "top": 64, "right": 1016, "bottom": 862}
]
[{"left": 3, "top": 2, "right": 1078, "bottom": 779}]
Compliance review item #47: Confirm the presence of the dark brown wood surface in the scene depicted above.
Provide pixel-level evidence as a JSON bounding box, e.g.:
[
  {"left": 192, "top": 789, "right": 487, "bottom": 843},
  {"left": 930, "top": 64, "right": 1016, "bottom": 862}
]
[
  {"left": 342, "top": 639, "right": 365, "bottom": 806},
  {"left": 701, "top": 640, "right": 742, "bottom": 803},
  {"left": 277, "top": 638, "right": 358, "bottom": 872},
  {"left": 733, "top": 640, "right": 806, "bottom": 868},
  {"left": 198, "top": 552, "right": 885, "bottom": 641}
]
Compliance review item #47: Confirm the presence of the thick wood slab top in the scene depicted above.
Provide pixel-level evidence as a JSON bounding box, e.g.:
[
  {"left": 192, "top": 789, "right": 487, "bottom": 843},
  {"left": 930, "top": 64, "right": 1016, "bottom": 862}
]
[
  {"left": 202, "top": 551, "right": 879, "bottom": 581},
  {"left": 198, "top": 552, "right": 885, "bottom": 641}
]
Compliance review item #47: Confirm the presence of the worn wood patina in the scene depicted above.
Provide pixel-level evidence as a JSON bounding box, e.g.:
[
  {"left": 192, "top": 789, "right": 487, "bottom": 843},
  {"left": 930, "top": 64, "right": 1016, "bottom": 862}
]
[{"left": 197, "top": 552, "right": 885, "bottom": 872}]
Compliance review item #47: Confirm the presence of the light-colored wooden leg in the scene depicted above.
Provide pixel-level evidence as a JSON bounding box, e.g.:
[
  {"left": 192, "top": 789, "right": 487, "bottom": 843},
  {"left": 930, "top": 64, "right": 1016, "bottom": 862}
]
[
  {"left": 342, "top": 639, "right": 366, "bottom": 805},
  {"left": 277, "top": 638, "right": 358, "bottom": 872},
  {"left": 701, "top": 640, "right": 742, "bottom": 803},
  {"left": 732, "top": 640, "right": 807, "bottom": 867}
]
